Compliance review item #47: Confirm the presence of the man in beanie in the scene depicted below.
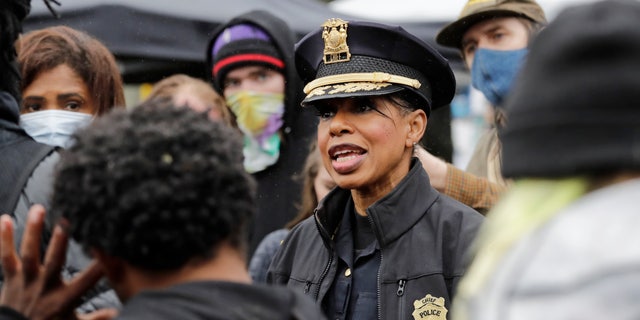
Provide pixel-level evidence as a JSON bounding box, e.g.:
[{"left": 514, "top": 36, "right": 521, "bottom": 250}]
[
  {"left": 415, "top": 0, "right": 546, "bottom": 214},
  {"left": 207, "top": 10, "right": 316, "bottom": 258},
  {"left": 452, "top": 1, "right": 640, "bottom": 319}
]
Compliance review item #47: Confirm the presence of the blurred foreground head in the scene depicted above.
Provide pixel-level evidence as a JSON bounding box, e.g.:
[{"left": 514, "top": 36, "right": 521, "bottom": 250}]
[
  {"left": 501, "top": 0, "right": 640, "bottom": 178},
  {"left": 52, "top": 100, "right": 255, "bottom": 270}
]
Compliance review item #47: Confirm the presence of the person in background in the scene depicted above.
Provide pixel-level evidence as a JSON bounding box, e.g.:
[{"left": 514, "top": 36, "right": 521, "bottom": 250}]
[
  {"left": 268, "top": 18, "right": 483, "bottom": 319},
  {"left": 0, "top": 0, "right": 121, "bottom": 315},
  {"left": 453, "top": 1, "right": 640, "bottom": 318},
  {"left": 249, "top": 141, "right": 336, "bottom": 283},
  {"left": 416, "top": 0, "right": 547, "bottom": 214},
  {"left": 146, "top": 73, "right": 234, "bottom": 127},
  {"left": 0, "top": 102, "right": 328, "bottom": 320},
  {"left": 16, "top": 25, "right": 125, "bottom": 148},
  {"left": 207, "top": 10, "right": 316, "bottom": 256}
]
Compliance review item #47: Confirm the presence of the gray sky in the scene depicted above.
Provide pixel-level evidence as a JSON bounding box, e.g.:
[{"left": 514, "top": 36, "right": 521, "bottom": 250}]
[{"left": 330, "top": 0, "right": 604, "bottom": 22}]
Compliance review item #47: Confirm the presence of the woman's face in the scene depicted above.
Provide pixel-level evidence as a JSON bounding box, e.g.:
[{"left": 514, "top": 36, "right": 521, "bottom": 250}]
[
  {"left": 21, "top": 64, "right": 96, "bottom": 115},
  {"left": 315, "top": 96, "right": 422, "bottom": 196}
]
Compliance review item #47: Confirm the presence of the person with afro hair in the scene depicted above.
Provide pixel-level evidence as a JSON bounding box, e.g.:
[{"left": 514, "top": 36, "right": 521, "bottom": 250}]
[{"left": 0, "top": 100, "right": 326, "bottom": 319}]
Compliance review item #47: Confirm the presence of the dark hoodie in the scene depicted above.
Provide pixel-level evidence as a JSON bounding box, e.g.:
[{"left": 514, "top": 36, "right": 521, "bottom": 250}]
[
  {"left": 206, "top": 11, "right": 317, "bottom": 256},
  {"left": 117, "top": 281, "right": 327, "bottom": 320}
]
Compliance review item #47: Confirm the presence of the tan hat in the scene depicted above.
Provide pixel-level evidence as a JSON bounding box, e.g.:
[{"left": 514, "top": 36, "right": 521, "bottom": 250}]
[{"left": 436, "top": 0, "right": 547, "bottom": 49}]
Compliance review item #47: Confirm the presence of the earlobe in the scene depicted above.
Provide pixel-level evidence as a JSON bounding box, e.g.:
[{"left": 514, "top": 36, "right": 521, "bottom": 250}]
[{"left": 407, "top": 109, "right": 427, "bottom": 144}]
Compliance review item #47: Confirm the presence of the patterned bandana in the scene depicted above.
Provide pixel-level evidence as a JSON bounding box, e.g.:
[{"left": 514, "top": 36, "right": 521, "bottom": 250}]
[{"left": 226, "top": 91, "right": 285, "bottom": 173}]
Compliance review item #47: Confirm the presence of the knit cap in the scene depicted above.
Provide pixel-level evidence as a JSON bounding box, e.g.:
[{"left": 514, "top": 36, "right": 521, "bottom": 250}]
[
  {"left": 500, "top": 0, "right": 640, "bottom": 178},
  {"left": 210, "top": 23, "right": 284, "bottom": 90}
]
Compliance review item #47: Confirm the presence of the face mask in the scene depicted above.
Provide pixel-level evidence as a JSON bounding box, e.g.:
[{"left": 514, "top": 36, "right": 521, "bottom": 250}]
[
  {"left": 226, "top": 91, "right": 285, "bottom": 173},
  {"left": 20, "top": 110, "right": 93, "bottom": 148},
  {"left": 471, "top": 48, "right": 528, "bottom": 107}
]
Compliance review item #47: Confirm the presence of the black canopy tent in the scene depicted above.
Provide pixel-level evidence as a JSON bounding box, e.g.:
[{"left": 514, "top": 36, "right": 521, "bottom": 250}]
[{"left": 24, "top": 0, "right": 461, "bottom": 83}]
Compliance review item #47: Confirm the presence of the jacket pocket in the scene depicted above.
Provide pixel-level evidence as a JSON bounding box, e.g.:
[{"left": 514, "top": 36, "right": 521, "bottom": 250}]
[{"left": 287, "top": 276, "right": 318, "bottom": 299}]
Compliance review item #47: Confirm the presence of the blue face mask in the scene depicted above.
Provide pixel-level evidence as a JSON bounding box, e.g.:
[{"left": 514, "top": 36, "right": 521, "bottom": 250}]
[{"left": 471, "top": 48, "right": 528, "bottom": 107}]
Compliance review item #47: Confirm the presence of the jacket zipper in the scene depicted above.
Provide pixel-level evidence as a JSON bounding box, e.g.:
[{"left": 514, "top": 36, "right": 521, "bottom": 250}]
[
  {"left": 367, "top": 212, "right": 383, "bottom": 320},
  {"left": 377, "top": 252, "right": 383, "bottom": 320},
  {"left": 314, "top": 209, "right": 334, "bottom": 300},
  {"left": 314, "top": 255, "right": 333, "bottom": 300},
  {"left": 397, "top": 279, "right": 406, "bottom": 319}
]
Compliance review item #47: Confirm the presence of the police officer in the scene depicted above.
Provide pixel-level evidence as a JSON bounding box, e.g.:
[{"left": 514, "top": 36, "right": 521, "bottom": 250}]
[{"left": 268, "top": 18, "right": 483, "bottom": 320}]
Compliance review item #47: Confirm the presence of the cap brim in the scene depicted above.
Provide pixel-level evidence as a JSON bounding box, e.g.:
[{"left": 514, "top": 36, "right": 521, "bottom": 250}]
[
  {"left": 437, "top": 10, "right": 533, "bottom": 49},
  {"left": 301, "top": 82, "right": 406, "bottom": 107}
]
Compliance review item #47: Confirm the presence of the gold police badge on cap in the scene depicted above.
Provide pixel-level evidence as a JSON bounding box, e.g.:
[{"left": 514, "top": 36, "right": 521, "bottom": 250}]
[{"left": 322, "top": 18, "right": 351, "bottom": 64}]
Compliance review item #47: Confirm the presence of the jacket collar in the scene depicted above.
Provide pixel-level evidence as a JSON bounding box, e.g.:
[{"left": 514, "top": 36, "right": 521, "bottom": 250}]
[
  {"left": 0, "top": 90, "right": 28, "bottom": 136},
  {"left": 0, "top": 91, "right": 19, "bottom": 124},
  {"left": 315, "top": 158, "right": 440, "bottom": 247}
]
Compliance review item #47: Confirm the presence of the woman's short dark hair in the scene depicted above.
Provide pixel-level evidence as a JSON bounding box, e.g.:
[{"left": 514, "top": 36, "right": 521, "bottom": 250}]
[
  {"left": 17, "top": 26, "right": 125, "bottom": 115},
  {"left": 52, "top": 100, "right": 255, "bottom": 271}
]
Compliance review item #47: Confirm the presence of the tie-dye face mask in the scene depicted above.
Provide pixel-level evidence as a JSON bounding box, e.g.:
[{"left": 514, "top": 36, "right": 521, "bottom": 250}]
[{"left": 226, "top": 91, "right": 285, "bottom": 173}]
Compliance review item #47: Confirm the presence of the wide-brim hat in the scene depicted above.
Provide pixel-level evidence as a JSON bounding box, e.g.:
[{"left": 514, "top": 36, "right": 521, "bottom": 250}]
[
  {"left": 437, "top": 0, "right": 547, "bottom": 49},
  {"left": 295, "top": 19, "right": 456, "bottom": 114}
]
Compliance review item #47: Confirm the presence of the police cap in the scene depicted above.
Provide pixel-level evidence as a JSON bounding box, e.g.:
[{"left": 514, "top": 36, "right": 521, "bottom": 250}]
[{"left": 295, "top": 19, "right": 456, "bottom": 114}]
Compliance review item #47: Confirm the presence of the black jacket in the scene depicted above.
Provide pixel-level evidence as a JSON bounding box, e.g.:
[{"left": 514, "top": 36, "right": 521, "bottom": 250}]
[
  {"left": 206, "top": 10, "right": 317, "bottom": 256},
  {"left": 0, "top": 281, "right": 327, "bottom": 320},
  {"left": 268, "top": 159, "right": 484, "bottom": 319},
  {"left": 117, "top": 281, "right": 327, "bottom": 320}
]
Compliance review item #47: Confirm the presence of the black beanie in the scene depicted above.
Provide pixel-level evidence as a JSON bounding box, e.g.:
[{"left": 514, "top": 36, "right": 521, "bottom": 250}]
[{"left": 501, "top": 0, "right": 640, "bottom": 178}]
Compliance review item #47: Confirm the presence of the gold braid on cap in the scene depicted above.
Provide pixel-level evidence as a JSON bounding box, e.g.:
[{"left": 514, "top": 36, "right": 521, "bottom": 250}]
[{"left": 303, "top": 72, "right": 422, "bottom": 94}]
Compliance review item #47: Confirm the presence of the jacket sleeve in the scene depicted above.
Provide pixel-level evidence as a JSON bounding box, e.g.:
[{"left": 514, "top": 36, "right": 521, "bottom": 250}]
[
  {"left": 17, "top": 153, "right": 122, "bottom": 312},
  {"left": 249, "top": 229, "right": 290, "bottom": 283},
  {"left": 443, "top": 164, "right": 507, "bottom": 215},
  {"left": 266, "top": 230, "right": 294, "bottom": 286}
]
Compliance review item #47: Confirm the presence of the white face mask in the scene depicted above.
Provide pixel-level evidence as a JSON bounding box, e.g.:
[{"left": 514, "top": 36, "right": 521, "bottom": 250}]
[{"left": 20, "top": 110, "right": 93, "bottom": 148}]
